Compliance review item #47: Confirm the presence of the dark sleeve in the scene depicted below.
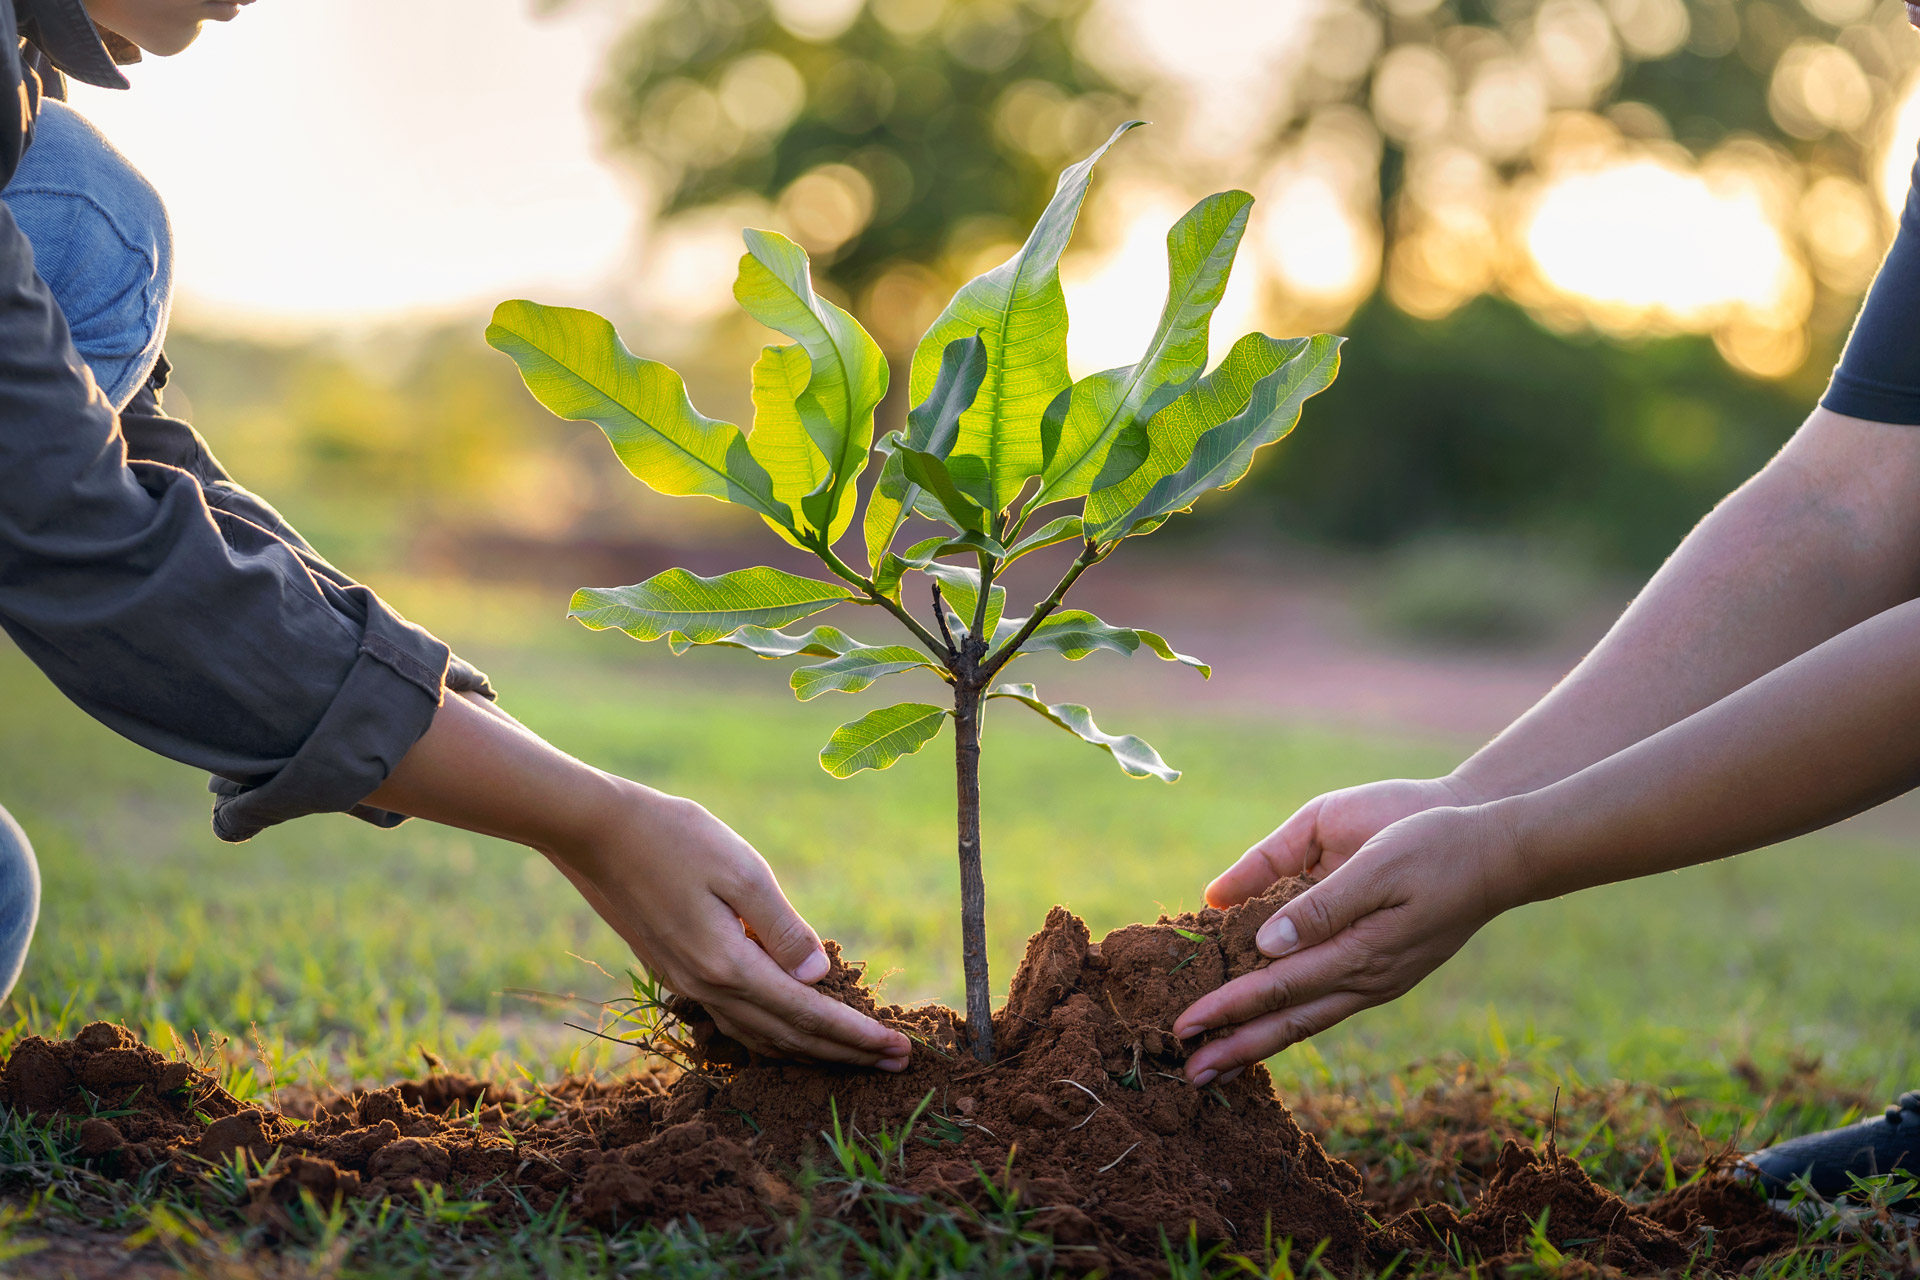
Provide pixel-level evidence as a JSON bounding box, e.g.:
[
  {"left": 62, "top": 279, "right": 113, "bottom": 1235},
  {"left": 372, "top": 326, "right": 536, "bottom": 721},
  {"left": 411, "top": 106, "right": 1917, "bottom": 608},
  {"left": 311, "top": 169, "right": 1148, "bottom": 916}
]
[
  {"left": 0, "top": 195, "right": 459, "bottom": 842},
  {"left": 1820, "top": 143, "right": 1920, "bottom": 426},
  {"left": 119, "top": 380, "right": 498, "bottom": 706}
]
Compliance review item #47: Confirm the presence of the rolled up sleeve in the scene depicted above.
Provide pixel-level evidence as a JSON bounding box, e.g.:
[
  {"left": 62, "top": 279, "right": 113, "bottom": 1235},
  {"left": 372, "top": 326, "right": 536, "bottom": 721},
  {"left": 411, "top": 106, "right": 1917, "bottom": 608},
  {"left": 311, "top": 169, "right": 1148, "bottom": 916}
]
[{"left": 0, "top": 196, "right": 458, "bottom": 841}]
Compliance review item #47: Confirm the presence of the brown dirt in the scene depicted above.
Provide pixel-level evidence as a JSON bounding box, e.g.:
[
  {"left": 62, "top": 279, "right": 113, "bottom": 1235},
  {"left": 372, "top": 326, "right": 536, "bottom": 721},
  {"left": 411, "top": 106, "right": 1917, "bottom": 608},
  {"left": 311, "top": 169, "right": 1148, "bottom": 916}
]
[{"left": 0, "top": 883, "right": 1797, "bottom": 1275}]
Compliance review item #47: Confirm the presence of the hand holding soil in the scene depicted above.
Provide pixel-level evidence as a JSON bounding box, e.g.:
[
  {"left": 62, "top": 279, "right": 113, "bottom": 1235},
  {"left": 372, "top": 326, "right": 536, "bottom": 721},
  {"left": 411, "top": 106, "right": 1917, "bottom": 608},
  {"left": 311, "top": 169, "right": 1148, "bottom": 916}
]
[
  {"left": 1177, "top": 804, "right": 1521, "bottom": 1084},
  {"left": 365, "top": 691, "right": 910, "bottom": 1071},
  {"left": 1204, "top": 774, "right": 1475, "bottom": 906}
]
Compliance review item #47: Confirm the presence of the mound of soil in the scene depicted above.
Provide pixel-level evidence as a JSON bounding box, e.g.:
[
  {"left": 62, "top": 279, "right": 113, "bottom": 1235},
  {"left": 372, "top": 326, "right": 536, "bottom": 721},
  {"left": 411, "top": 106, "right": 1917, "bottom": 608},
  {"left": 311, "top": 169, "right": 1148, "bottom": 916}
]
[{"left": 0, "top": 883, "right": 1794, "bottom": 1275}]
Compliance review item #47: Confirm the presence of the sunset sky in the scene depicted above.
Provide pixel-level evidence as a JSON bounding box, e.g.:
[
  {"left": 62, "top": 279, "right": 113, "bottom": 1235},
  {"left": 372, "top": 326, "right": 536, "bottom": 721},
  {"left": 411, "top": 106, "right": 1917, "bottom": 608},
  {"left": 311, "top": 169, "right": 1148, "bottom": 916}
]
[
  {"left": 58, "top": 0, "right": 1920, "bottom": 377},
  {"left": 65, "top": 0, "right": 640, "bottom": 333}
]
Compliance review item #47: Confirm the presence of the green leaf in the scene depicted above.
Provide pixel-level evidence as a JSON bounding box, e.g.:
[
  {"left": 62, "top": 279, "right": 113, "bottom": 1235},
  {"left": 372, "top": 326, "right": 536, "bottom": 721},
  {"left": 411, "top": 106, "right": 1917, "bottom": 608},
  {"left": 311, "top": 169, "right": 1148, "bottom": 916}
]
[
  {"left": 901, "top": 449, "right": 992, "bottom": 533},
  {"left": 991, "top": 610, "right": 1210, "bottom": 676},
  {"left": 1087, "top": 332, "right": 1343, "bottom": 541},
  {"left": 866, "top": 335, "right": 989, "bottom": 570},
  {"left": 1136, "top": 629, "right": 1212, "bottom": 678},
  {"left": 987, "top": 684, "right": 1179, "bottom": 781},
  {"left": 487, "top": 300, "right": 790, "bottom": 526},
  {"left": 665, "top": 624, "right": 864, "bottom": 659},
  {"left": 569, "top": 567, "right": 851, "bottom": 644},
  {"left": 908, "top": 531, "right": 1009, "bottom": 560},
  {"left": 1004, "top": 515, "right": 1084, "bottom": 561},
  {"left": 820, "top": 703, "right": 949, "bottom": 777},
  {"left": 746, "top": 343, "right": 831, "bottom": 513},
  {"left": 791, "top": 645, "right": 941, "bottom": 700},
  {"left": 733, "top": 230, "right": 889, "bottom": 542},
  {"left": 1033, "top": 190, "right": 1255, "bottom": 508},
  {"left": 923, "top": 561, "right": 1005, "bottom": 640},
  {"left": 908, "top": 121, "right": 1142, "bottom": 511}
]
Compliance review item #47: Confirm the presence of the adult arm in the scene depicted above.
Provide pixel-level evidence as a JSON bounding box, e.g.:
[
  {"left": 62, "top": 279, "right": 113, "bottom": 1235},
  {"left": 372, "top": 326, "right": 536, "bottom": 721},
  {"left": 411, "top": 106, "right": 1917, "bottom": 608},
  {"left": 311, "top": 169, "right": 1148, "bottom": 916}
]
[
  {"left": 1207, "top": 409, "right": 1920, "bottom": 904},
  {"left": 365, "top": 694, "right": 911, "bottom": 1068},
  {"left": 1177, "top": 594, "right": 1920, "bottom": 1080}
]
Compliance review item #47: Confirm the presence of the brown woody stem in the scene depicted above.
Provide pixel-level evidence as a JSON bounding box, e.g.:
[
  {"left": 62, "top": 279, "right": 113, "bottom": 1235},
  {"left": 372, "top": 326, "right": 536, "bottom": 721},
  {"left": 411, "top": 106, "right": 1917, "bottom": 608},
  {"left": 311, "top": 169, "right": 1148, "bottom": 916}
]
[{"left": 953, "top": 681, "right": 992, "bottom": 1062}]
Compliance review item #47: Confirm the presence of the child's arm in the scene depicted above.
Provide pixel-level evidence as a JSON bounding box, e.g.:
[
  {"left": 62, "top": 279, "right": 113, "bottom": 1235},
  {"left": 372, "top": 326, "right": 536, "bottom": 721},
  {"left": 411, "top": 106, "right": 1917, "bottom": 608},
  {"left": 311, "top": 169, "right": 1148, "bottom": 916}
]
[
  {"left": 368, "top": 692, "right": 911, "bottom": 1070},
  {"left": 1176, "top": 593, "right": 1920, "bottom": 1083}
]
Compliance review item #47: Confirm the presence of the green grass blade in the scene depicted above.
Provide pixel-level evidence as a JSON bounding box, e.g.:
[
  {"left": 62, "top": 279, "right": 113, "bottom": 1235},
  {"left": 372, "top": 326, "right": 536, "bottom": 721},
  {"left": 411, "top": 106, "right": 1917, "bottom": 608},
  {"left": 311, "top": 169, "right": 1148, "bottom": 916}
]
[
  {"left": 987, "top": 683, "right": 1179, "bottom": 781},
  {"left": 790, "top": 646, "right": 941, "bottom": 701},
  {"left": 1034, "top": 190, "right": 1255, "bottom": 507},
  {"left": 733, "top": 230, "right": 889, "bottom": 542},
  {"left": 569, "top": 567, "right": 852, "bottom": 644},
  {"left": 486, "top": 300, "right": 790, "bottom": 526},
  {"left": 819, "top": 703, "right": 949, "bottom": 777},
  {"left": 909, "top": 121, "right": 1143, "bottom": 511}
]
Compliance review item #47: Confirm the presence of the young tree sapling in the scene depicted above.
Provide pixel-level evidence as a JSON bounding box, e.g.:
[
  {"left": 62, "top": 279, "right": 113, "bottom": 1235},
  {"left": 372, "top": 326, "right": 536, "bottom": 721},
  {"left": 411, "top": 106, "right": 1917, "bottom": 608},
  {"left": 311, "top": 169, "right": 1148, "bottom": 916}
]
[{"left": 488, "top": 123, "right": 1343, "bottom": 1063}]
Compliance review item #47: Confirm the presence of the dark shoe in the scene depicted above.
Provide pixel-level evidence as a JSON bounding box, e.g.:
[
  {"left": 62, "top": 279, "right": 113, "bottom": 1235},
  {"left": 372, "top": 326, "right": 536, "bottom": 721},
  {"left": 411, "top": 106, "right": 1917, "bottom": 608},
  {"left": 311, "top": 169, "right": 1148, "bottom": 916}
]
[{"left": 1746, "top": 1091, "right": 1920, "bottom": 1202}]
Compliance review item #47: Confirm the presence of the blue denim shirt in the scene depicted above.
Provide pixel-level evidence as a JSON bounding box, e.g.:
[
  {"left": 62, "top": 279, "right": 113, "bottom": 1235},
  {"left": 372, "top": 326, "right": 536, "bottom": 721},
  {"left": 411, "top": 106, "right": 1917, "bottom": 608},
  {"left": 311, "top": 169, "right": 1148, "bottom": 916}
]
[{"left": 0, "top": 97, "right": 170, "bottom": 409}]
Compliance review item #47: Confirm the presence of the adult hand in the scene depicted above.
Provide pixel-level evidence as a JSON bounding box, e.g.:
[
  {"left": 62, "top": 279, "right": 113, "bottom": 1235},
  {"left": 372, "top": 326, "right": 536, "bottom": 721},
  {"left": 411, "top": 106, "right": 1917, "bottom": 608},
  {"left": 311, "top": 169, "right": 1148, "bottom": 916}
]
[
  {"left": 546, "top": 784, "right": 912, "bottom": 1071},
  {"left": 1174, "top": 803, "right": 1520, "bottom": 1085},
  {"left": 1204, "top": 776, "right": 1477, "bottom": 908}
]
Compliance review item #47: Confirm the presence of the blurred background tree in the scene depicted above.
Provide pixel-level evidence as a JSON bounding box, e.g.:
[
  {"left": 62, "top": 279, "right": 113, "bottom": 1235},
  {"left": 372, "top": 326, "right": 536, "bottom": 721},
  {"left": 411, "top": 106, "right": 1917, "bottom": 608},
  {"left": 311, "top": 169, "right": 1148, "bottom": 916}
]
[
  {"left": 579, "top": 0, "right": 1915, "bottom": 568},
  {"left": 163, "top": 0, "right": 1920, "bottom": 585}
]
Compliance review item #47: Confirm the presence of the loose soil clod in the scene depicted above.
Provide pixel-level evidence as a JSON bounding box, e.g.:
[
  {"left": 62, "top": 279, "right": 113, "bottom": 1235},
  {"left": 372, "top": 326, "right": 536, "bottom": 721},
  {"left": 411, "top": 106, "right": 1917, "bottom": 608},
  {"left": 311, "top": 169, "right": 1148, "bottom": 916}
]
[{"left": 0, "top": 883, "right": 1797, "bottom": 1275}]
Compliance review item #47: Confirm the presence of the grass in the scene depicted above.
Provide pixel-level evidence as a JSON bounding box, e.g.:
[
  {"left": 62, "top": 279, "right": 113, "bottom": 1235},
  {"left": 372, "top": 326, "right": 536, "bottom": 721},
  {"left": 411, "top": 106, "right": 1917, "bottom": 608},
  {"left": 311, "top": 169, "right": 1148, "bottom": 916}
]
[{"left": 0, "top": 574, "right": 1917, "bottom": 1274}]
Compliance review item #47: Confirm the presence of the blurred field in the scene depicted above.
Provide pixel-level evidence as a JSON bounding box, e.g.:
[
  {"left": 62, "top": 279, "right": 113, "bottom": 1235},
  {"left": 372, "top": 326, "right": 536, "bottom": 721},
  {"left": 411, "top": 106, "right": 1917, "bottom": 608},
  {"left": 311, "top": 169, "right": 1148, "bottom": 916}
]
[{"left": 0, "top": 574, "right": 1915, "bottom": 1121}]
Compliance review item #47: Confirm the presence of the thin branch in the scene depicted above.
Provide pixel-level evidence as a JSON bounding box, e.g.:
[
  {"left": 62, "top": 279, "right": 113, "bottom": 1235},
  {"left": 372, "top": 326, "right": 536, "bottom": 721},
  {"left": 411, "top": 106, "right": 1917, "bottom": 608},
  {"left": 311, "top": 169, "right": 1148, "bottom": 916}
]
[
  {"left": 932, "top": 582, "right": 957, "bottom": 652},
  {"left": 813, "top": 541, "right": 953, "bottom": 662},
  {"left": 979, "top": 540, "right": 1105, "bottom": 681},
  {"left": 970, "top": 551, "right": 998, "bottom": 648}
]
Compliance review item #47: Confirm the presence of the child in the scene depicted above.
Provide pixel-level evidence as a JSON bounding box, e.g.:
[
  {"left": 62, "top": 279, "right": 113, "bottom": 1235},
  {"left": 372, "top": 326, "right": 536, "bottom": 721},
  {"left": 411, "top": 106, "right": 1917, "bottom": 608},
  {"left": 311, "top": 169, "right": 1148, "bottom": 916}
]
[{"left": 0, "top": 0, "right": 910, "bottom": 1072}]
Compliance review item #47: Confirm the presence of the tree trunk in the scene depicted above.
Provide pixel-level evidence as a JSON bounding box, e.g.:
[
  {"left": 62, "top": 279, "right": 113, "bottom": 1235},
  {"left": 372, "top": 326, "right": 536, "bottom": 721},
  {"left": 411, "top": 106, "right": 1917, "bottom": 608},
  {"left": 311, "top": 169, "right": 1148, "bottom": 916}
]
[{"left": 953, "top": 683, "right": 993, "bottom": 1063}]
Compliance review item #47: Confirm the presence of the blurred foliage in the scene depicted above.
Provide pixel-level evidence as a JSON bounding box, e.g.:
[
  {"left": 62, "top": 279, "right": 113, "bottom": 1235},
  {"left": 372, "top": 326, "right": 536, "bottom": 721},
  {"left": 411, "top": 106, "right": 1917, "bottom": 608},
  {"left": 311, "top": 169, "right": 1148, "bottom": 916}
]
[
  {"left": 582, "top": 0, "right": 1915, "bottom": 569},
  {"left": 1364, "top": 533, "right": 1598, "bottom": 646},
  {"left": 164, "top": 328, "right": 606, "bottom": 570},
  {"left": 159, "top": 1, "right": 1918, "bottom": 577},
  {"left": 598, "top": 0, "right": 1126, "bottom": 308},
  {"left": 1246, "top": 294, "right": 1826, "bottom": 568}
]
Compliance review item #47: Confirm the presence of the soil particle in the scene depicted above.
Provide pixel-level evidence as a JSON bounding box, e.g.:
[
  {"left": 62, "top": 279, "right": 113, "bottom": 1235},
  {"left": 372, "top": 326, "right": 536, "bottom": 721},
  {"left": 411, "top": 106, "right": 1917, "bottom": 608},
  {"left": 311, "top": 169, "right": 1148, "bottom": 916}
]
[
  {"left": 1395, "top": 1140, "right": 1689, "bottom": 1272},
  {"left": 1642, "top": 1168, "right": 1802, "bottom": 1266},
  {"left": 0, "top": 887, "right": 1798, "bottom": 1275}
]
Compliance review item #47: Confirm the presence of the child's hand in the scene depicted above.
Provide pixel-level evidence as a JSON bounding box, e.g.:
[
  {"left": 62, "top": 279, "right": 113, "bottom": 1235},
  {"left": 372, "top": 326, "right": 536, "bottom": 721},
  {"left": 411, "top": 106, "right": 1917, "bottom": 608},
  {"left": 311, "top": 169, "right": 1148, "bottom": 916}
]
[
  {"left": 367, "top": 693, "right": 910, "bottom": 1072},
  {"left": 1204, "top": 776, "right": 1476, "bottom": 908},
  {"left": 548, "top": 785, "right": 912, "bottom": 1071},
  {"left": 1174, "top": 804, "right": 1520, "bottom": 1084}
]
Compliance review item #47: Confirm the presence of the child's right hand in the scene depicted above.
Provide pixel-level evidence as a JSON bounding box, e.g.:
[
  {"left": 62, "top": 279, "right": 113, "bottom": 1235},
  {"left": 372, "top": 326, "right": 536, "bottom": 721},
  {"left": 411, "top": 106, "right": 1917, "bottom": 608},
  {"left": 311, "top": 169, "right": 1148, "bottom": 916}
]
[
  {"left": 1203, "top": 776, "right": 1477, "bottom": 908},
  {"left": 544, "top": 783, "right": 912, "bottom": 1071},
  {"left": 367, "top": 692, "right": 911, "bottom": 1072}
]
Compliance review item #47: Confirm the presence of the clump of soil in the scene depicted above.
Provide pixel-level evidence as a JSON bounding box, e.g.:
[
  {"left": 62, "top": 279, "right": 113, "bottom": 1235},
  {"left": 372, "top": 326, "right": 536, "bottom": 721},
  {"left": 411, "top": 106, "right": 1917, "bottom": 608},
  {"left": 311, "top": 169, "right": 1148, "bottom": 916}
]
[{"left": 0, "top": 883, "right": 1796, "bottom": 1275}]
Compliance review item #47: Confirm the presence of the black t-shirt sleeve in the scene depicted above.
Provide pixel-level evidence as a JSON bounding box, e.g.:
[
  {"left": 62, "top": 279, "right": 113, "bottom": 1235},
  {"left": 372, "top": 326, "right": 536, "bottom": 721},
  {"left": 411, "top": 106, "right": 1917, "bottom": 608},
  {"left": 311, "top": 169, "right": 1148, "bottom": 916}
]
[{"left": 1821, "top": 143, "right": 1920, "bottom": 425}]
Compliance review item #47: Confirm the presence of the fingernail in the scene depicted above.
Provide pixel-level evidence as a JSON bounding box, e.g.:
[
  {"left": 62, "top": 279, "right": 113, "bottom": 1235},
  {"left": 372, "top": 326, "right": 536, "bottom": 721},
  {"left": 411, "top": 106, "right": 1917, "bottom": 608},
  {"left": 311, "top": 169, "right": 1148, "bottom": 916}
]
[
  {"left": 1173, "top": 1019, "right": 1202, "bottom": 1039},
  {"left": 878, "top": 1056, "right": 909, "bottom": 1074},
  {"left": 1257, "top": 914, "right": 1299, "bottom": 958},
  {"left": 1191, "top": 1069, "right": 1218, "bottom": 1088},
  {"left": 1219, "top": 1067, "right": 1244, "bottom": 1084},
  {"left": 791, "top": 949, "right": 829, "bottom": 984}
]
